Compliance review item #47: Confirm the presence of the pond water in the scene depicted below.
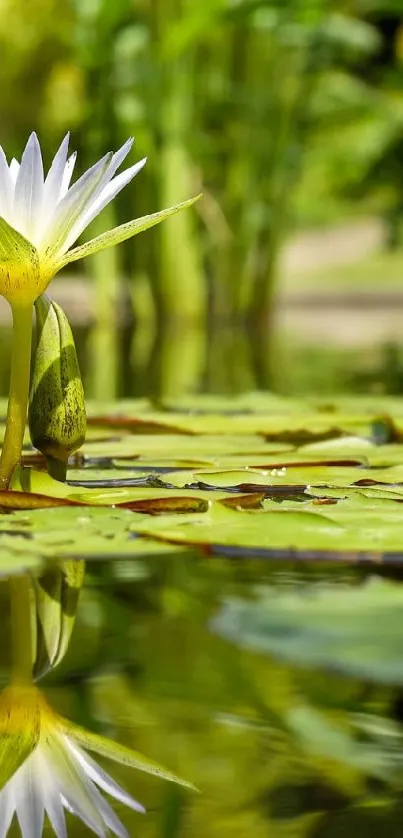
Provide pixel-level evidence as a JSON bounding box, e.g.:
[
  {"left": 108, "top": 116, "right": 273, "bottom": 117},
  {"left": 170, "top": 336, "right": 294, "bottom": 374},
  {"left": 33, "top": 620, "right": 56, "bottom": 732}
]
[
  {"left": 2, "top": 321, "right": 403, "bottom": 400},
  {"left": 2, "top": 321, "right": 403, "bottom": 837},
  {"left": 6, "top": 555, "right": 402, "bottom": 838}
]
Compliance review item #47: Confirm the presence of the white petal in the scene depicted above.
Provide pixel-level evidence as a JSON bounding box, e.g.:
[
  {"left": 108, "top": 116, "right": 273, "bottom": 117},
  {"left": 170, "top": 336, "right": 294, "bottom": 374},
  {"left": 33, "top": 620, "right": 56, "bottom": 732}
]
[
  {"left": 85, "top": 138, "right": 135, "bottom": 207},
  {"left": 0, "top": 786, "right": 15, "bottom": 838},
  {"left": 45, "top": 793, "right": 67, "bottom": 838},
  {"left": 42, "top": 152, "right": 112, "bottom": 258},
  {"left": 38, "top": 135, "right": 71, "bottom": 245},
  {"left": 38, "top": 745, "right": 68, "bottom": 838},
  {"left": 107, "top": 138, "right": 134, "bottom": 179},
  {"left": 61, "top": 789, "right": 106, "bottom": 837},
  {"left": 13, "top": 132, "right": 44, "bottom": 238},
  {"left": 0, "top": 146, "right": 14, "bottom": 220},
  {"left": 43, "top": 134, "right": 70, "bottom": 209},
  {"left": 92, "top": 792, "right": 129, "bottom": 838},
  {"left": 14, "top": 756, "right": 45, "bottom": 838},
  {"left": 84, "top": 138, "right": 133, "bottom": 203},
  {"left": 45, "top": 734, "right": 107, "bottom": 837},
  {"left": 62, "top": 157, "right": 146, "bottom": 252},
  {"left": 59, "top": 138, "right": 135, "bottom": 250},
  {"left": 9, "top": 158, "right": 20, "bottom": 186},
  {"left": 60, "top": 152, "right": 77, "bottom": 199},
  {"left": 74, "top": 777, "right": 130, "bottom": 838},
  {"left": 61, "top": 756, "right": 129, "bottom": 838},
  {"left": 59, "top": 795, "right": 74, "bottom": 815},
  {"left": 68, "top": 742, "right": 145, "bottom": 814}
]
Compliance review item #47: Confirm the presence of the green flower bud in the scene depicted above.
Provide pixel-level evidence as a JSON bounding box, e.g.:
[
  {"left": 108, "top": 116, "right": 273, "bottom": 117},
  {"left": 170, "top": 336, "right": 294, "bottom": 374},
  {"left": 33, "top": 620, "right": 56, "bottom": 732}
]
[{"left": 29, "top": 295, "right": 86, "bottom": 478}]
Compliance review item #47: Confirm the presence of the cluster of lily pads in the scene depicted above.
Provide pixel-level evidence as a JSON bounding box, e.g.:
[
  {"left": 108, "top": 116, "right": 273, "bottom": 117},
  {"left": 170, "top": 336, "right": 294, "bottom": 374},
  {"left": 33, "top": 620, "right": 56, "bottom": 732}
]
[{"left": 3, "top": 390, "right": 403, "bottom": 573}]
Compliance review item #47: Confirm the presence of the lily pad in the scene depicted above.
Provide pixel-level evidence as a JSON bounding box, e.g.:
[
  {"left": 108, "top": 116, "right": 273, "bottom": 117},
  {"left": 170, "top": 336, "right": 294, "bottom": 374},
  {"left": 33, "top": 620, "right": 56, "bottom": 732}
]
[
  {"left": 0, "top": 507, "right": 189, "bottom": 564},
  {"left": 127, "top": 495, "right": 403, "bottom": 559},
  {"left": 3, "top": 392, "right": 403, "bottom": 567}
]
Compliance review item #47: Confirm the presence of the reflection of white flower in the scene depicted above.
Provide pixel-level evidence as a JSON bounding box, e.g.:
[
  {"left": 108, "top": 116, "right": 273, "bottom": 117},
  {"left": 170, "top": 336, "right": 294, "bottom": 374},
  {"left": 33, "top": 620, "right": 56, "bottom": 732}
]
[
  {"left": 0, "top": 728, "right": 145, "bottom": 838},
  {"left": 0, "top": 133, "right": 198, "bottom": 304},
  {"left": 0, "top": 684, "right": 194, "bottom": 838}
]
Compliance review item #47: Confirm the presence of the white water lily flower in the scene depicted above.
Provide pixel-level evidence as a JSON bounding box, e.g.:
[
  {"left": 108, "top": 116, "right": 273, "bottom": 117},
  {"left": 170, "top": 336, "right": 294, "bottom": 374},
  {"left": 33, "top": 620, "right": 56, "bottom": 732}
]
[
  {"left": 0, "top": 684, "right": 195, "bottom": 838},
  {"left": 0, "top": 132, "right": 199, "bottom": 305}
]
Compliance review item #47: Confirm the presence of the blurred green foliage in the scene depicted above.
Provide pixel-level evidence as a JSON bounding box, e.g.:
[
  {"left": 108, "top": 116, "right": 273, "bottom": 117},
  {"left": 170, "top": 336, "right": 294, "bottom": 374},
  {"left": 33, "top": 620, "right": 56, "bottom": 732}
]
[
  {"left": 0, "top": 0, "right": 402, "bottom": 327},
  {"left": 0, "top": 0, "right": 402, "bottom": 402}
]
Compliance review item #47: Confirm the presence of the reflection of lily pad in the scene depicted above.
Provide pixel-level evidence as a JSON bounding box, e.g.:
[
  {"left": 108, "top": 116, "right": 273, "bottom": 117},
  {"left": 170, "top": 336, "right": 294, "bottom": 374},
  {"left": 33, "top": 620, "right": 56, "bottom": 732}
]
[
  {"left": 286, "top": 705, "right": 403, "bottom": 782},
  {"left": 212, "top": 579, "right": 403, "bottom": 684}
]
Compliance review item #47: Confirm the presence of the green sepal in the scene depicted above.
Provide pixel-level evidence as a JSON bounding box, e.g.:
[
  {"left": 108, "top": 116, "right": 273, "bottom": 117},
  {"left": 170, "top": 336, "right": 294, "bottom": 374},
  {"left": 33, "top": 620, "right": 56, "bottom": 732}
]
[
  {"left": 0, "top": 217, "right": 41, "bottom": 305},
  {"left": 57, "top": 195, "right": 202, "bottom": 268},
  {"left": 0, "top": 685, "right": 42, "bottom": 790},
  {"left": 62, "top": 719, "right": 198, "bottom": 791}
]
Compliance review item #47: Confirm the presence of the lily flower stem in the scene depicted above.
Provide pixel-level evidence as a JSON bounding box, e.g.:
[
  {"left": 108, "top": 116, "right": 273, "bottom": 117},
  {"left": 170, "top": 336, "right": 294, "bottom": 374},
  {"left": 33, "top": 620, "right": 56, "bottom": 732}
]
[
  {"left": 9, "top": 575, "right": 34, "bottom": 683},
  {"left": 0, "top": 303, "right": 33, "bottom": 489}
]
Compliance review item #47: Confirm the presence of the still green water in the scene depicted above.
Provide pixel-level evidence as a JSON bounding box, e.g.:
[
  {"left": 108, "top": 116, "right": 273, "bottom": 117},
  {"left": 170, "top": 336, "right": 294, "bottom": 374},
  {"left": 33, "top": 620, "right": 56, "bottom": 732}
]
[
  {"left": 19, "top": 555, "right": 402, "bottom": 838},
  {"left": 2, "top": 324, "right": 403, "bottom": 400}
]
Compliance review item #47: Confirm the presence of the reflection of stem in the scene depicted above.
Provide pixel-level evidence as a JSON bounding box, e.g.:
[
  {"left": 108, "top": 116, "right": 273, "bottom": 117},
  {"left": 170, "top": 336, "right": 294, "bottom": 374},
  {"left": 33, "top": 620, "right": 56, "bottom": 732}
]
[
  {"left": 0, "top": 304, "right": 33, "bottom": 489},
  {"left": 10, "top": 576, "right": 33, "bottom": 684}
]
